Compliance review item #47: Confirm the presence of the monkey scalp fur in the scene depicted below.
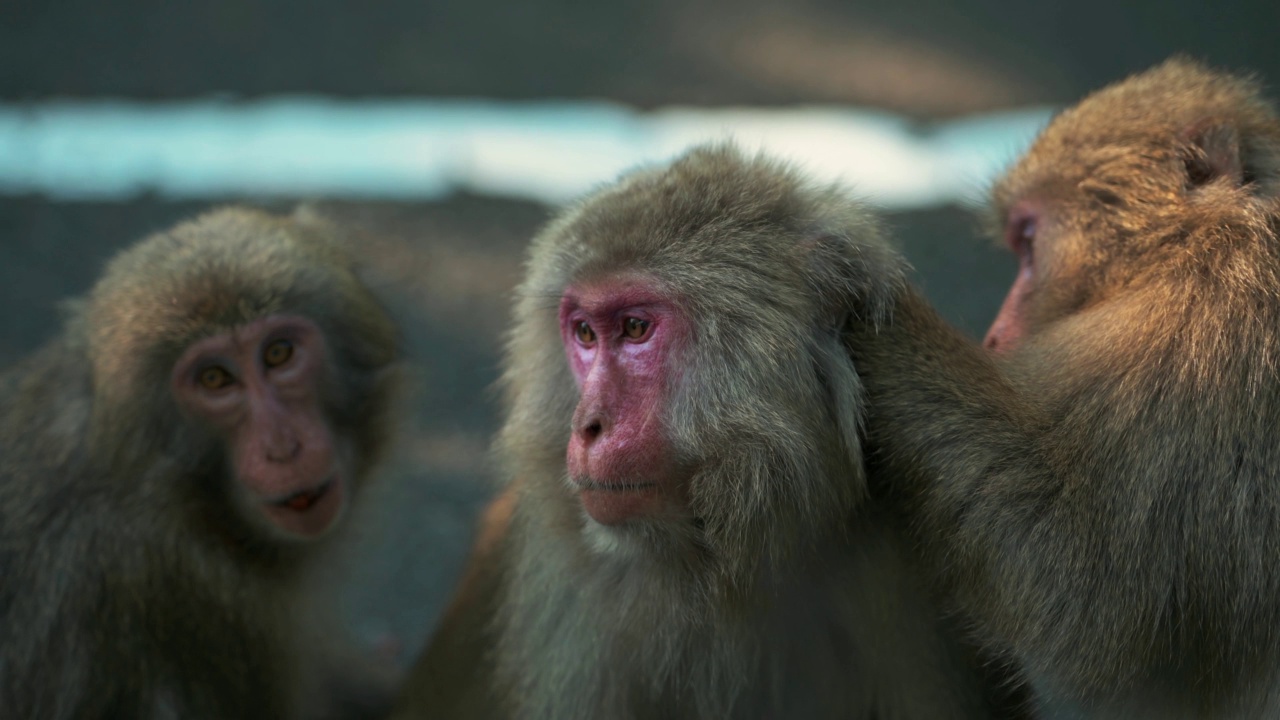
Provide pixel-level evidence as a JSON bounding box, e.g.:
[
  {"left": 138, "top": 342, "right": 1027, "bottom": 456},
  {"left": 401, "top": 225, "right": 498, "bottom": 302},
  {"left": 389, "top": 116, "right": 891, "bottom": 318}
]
[
  {"left": 0, "top": 208, "right": 401, "bottom": 719},
  {"left": 849, "top": 58, "right": 1280, "bottom": 717},
  {"left": 403, "top": 145, "right": 1023, "bottom": 719}
]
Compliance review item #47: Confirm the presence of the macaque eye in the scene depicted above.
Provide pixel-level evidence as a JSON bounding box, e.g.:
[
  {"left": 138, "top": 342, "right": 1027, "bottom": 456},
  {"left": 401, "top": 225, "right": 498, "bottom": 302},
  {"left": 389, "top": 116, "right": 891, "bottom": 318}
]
[
  {"left": 198, "top": 366, "right": 234, "bottom": 390},
  {"left": 1016, "top": 217, "right": 1036, "bottom": 247},
  {"left": 574, "top": 321, "right": 596, "bottom": 344},
  {"left": 1020, "top": 218, "right": 1037, "bottom": 244},
  {"left": 622, "top": 317, "right": 651, "bottom": 339},
  {"left": 1006, "top": 214, "right": 1037, "bottom": 262},
  {"left": 263, "top": 339, "right": 294, "bottom": 368}
]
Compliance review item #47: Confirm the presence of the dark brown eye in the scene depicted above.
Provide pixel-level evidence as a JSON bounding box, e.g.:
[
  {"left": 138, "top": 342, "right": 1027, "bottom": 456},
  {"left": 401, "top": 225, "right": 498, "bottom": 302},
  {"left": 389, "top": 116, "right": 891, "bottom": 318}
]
[
  {"left": 622, "top": 317, "right": 650, "bottom": 339},
  {"left": 1005, "top": 213, "right": 1037, "bottom": 263},
  {"left": 263, "top": 339, "right": 293, "bottom": 368},
  {"left": 1010, "top": 216, "right": 1035, "bottom": 245},
  {"left": 1019, "top": 217, "right": 1036, "bottom": 244},
  {"left": 199, "top": 366, "right": 233, "bottom": 390},
  {"left": 575, "top": 321, "right": 596, "bottom": 344},
  {"left": 1017, "top": 218, "right": 1036, "bottom": 261}
]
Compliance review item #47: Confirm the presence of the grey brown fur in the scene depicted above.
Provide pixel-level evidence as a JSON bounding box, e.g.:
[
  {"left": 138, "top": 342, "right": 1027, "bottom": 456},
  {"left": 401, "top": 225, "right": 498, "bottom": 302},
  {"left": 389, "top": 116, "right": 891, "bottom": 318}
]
[
  {"left": 0, "top": 208, "right": 402, "bottom": 719},
  {"left": 846, "top": 58, "right": 1280, "bottom": 718},
  {"left": 395, "top": 146, "right": 1024, "bottom": 719}
]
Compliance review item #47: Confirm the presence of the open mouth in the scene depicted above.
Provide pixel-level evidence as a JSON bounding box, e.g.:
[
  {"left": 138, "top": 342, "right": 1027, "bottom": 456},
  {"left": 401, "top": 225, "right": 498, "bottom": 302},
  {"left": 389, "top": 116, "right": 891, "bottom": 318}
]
[{"left": 272, "top": 476, "right": 334, "bottom": 512}]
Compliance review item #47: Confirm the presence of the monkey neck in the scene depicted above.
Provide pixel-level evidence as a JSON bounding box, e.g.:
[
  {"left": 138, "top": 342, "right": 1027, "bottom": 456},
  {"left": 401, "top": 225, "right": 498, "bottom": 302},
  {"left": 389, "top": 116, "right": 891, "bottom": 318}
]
[{"left": 496, "top": 477, "right": 939, "bottom": 718}]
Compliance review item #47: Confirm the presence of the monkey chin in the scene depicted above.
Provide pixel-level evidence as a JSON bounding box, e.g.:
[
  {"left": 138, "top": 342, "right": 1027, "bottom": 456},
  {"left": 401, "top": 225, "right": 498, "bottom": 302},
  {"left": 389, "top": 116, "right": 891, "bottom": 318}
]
[
  {"left": 571, "top": 475, "right": 702, "bottom": 559},
  {"left": 261, "top": 475, "right": 347, "bottom": 541}
]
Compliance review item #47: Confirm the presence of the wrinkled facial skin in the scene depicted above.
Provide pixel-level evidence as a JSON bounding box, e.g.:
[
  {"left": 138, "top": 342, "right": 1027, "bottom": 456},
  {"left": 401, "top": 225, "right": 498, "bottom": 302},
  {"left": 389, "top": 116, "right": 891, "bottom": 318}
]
[
  {"left": 985, "top": 200, "right": 1042, "bottom": 353},
  {"left": 171, "top": 314, "right": 346, "bottom": 540},
  {"left": 560, "top": 277, "right": 689, "bottom": 526}
]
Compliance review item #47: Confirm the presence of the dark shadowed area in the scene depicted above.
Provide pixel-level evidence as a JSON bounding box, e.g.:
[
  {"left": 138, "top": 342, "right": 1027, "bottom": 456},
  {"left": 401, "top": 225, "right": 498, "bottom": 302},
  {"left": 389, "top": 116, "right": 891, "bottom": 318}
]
[{"left": 0, "top": 0, "right": 1269, "bottom": 666}]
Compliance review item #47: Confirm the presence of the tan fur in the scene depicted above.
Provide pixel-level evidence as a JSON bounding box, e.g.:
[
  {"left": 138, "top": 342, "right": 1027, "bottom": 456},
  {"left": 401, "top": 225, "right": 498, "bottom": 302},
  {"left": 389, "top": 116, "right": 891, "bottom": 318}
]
[
  {"left": 396, "top": 146, "right": 1025, "bottom": 719},
  {"left": 845, "top": 59, "right": 1280, "bottom": 718},
  {"left": 0, "top": 207, "right": 403, "bottom": 719}
]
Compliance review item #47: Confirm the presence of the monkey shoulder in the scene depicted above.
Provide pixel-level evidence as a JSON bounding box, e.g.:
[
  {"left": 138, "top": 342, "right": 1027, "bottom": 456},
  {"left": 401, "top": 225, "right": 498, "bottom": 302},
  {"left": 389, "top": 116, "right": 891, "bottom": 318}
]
[
  {"left": 0, "top": 334, "right": 92, "bottom": 456},
  {"left": 0, "top": 336, "right": 147, "bottom": 716},
  {"left": 0, "top": 336, "right": 96, "bottom": 531}
]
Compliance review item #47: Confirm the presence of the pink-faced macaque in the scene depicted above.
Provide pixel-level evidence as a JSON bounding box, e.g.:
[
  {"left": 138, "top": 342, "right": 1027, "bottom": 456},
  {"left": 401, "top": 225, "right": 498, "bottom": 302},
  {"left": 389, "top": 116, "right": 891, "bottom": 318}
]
[
  {"left": 393, "top": 145, "right": 1027, "bottom": 720},
  {"left": 0, "top": 207, "right": 403, "bottom": 720}
]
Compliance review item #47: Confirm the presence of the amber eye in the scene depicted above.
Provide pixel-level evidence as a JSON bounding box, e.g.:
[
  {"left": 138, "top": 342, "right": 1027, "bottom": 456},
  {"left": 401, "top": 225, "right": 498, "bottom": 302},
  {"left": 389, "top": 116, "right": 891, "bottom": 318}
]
[
  {"left": 199, "top": 366, "right": 233, "bottom": 390},
  {"left": 263, "top": 339, "right": 294, "bottom": 368},
  {"left": 622, "top": 317, "right": 650, "bottom": 339},
  {"left": 574, "top": 321, "right": 596, "bottom": 344}
]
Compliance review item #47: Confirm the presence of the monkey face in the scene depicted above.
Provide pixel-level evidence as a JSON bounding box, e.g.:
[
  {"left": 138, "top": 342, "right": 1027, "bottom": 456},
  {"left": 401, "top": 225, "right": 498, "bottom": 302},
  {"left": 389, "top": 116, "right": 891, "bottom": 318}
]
[
  {"left": 984, "top": 199, "right": 1042, "bottom": 353},
  {"left": 170, "top": 314, "right": 349, "bottom": 540},
  {"left": 558, "top": 274, "right": 693, "bottom": 527}
]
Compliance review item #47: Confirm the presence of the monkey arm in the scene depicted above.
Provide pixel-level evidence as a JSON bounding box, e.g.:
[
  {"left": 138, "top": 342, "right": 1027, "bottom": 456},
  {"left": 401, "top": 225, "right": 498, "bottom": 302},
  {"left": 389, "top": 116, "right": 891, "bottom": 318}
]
[
  {"left": 392, "top": 485, "right": 516, "bottom": 719},
  {"left": 847, "top": 289, "right": 1190, "bottom": 696}
]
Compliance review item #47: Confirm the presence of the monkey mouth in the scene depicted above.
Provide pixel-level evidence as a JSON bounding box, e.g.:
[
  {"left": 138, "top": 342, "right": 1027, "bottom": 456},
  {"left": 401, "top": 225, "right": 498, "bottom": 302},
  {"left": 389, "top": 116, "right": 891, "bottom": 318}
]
[
  {"left": 573, "top": 478, "right": 657, "bottom": 492},
  {"left": 573, "top": 477, "right": 665, "bottom": 526},
  {"left": 262, "top": 474, "right": 347, "bottom": 540},
  {"left": 271, "top": 476, "right": 336, "bottom": 512}
]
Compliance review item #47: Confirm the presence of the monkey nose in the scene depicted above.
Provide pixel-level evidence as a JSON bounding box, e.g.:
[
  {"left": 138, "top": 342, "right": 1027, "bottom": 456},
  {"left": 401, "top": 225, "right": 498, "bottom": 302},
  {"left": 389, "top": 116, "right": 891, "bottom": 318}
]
[
  {"left": 575, "top": 416, "right": 606, "bottom": 445},
  {"left": 266, "top": 436, "right": 302, "bottom": 462}
]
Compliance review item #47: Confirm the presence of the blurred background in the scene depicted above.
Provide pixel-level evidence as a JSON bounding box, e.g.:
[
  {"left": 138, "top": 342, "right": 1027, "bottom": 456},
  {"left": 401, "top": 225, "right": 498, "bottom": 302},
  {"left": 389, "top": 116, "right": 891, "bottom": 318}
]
[{"left": 3, "top": 0, "right": 1278, "bottom": 669}]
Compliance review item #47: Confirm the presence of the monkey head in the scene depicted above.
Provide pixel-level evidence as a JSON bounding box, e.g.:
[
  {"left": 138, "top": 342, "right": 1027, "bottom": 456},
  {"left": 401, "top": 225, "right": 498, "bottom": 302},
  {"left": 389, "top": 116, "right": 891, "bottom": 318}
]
[
  {"left": 83, "top": 208, "right": 400, "bottom": 544},
  {"left": 502, "top": 145, "right": 905, "bottom": 582},
  {"left": 986, "top": 57, "right": 1280, "bottom": 355}
]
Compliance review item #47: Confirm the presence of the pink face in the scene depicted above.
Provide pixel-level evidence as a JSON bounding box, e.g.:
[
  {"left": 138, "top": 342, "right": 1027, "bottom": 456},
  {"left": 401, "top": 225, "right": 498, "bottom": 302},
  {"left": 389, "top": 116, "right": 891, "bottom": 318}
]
[
  {"left": 170, "top": 314, "right": 345, "bottom": 540},
  {"left": 560, "top": 277, "right": 689, "bottom": 526},
  {"left": 984, "top": 200, "right": 1040, "bottom": 353}
]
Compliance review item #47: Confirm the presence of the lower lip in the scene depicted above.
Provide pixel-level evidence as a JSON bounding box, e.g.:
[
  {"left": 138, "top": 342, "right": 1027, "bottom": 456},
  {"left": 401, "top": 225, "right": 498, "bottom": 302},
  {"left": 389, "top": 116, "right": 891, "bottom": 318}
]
[
  {"left": 264, "top": 476, "right": 345, "bottom": 539},
  {"left": 577, "top": 482, "right": 661, "bottom": 526}
]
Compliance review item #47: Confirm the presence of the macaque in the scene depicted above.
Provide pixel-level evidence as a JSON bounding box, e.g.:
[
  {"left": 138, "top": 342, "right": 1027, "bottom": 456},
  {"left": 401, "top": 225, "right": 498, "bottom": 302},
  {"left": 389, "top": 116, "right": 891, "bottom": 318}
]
[
  {"left": 0, "top": 207, "right": 403, "bottom": 719},
  {"left": 844, "top": 58, "right": 1280, "bottom": 718},
  {"left": 394, "top": 145, "right": 1025, "bottom": 719}
]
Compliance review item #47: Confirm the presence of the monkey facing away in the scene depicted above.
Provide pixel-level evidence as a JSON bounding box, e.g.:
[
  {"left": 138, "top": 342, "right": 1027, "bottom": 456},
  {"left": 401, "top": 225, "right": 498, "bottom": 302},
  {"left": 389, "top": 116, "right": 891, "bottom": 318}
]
[
  {"left": 393, "top": 145, "right": 1024, "bottom": 719},
  {"left": 0, "top": 208, "right": 403, "bottom": 719},
  {"left": 842, "top": 59, "right": 1280, "bottom": 718}
]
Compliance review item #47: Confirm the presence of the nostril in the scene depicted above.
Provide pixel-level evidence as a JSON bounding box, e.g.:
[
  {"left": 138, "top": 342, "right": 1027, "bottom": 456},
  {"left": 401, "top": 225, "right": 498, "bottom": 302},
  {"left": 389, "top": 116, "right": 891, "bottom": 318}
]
[
  {"left": 571, "top": 406, "right": 607, "bottom": 445},
  {"left": 266, "top": 439, "right": 301, "bottom": 463}
]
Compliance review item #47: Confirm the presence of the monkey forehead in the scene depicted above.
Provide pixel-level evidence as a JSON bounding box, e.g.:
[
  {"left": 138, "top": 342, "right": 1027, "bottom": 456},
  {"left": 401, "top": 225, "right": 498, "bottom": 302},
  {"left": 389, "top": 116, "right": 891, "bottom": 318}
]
[
  {"left": 530, "top": 146, "right": 878, "bottom": 296},
  {"left": 559, "top": 275, "right": 673, "bottom": 315},
  {"left": 994, "top": 57, "right": 1280, "bottom": 208},
  {"left": 85, "top": 207, "right": 395, "bottom": 400},
  {"left": 177, "top": 314, "right": 321, "bottom": 361}
]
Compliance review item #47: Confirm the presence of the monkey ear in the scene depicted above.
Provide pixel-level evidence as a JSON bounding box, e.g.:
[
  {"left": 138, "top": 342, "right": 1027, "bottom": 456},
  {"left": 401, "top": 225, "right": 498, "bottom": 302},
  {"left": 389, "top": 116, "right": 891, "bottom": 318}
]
[
  {"left": 802, "top": 231, "right": 905, "bottom": 331},
  {"left": 1183, "top": 121, "right": 1245, "bottom": 188},
  {"left": 813, "top": 317, "right": 869, "bottom": 478}
]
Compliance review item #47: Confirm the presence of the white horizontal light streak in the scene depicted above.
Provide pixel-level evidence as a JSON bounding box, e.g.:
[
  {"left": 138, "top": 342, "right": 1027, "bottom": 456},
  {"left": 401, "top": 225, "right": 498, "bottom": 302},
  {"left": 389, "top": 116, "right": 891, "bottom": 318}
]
[{"left": 0, "top": 99, "right": 1052, "bottom": 209}]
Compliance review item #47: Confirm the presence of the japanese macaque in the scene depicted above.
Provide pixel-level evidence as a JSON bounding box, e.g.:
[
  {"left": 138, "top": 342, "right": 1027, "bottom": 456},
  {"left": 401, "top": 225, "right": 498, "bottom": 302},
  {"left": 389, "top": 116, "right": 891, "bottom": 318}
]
[
  {"left": 845, "top": 58, "right": 1280, "bottom": 718},
  {"left": 0, "top": 207, "right": 403, "bottom": 719},
  {"left": 394, "top": 146, "right": 1025, "bottom": 719}
]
